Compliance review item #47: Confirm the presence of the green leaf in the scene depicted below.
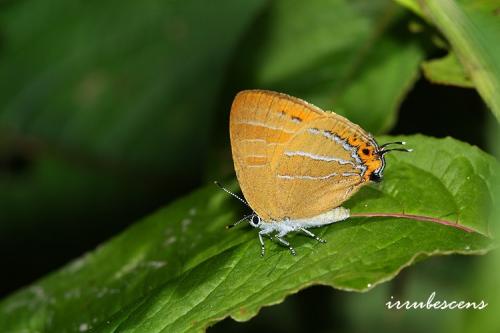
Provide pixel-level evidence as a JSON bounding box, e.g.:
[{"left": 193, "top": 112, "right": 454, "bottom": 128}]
[
  {"left": 422, "top": 52, "right": 475, "bottom": 88},
  {"left": 394, "top": 0, "right": 500, "bottom": 120},
  {"left": 393, "top": 0, "right": 425, "bottom": 17},
  {"left": 0, "top": 135, "right": 497, "bottom": 332},
  {"left": 234, "top": 0, "right": 425, "bottom": 133}
]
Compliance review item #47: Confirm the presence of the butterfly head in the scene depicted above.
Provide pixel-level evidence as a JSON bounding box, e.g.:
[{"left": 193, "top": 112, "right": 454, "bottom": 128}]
[{"left": 369, "top": 141, "right": 413, "bottom": 182}]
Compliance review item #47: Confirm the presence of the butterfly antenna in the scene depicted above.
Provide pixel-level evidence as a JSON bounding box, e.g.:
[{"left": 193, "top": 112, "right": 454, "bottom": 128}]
[
  {"left": 226, "top": 213, "right": 253, "bottom": 229},
  {"left": 379, "top": 147, "right": 413, "bottom": 155},
  {"left": 213, "top": 181, "right": 250, "bottom": 208},
  {"left": 378, "top": 141, "right": 413, "bottom": 155},
  {"left": 380, "top": 141, "right": 406, "bottom": 149}
]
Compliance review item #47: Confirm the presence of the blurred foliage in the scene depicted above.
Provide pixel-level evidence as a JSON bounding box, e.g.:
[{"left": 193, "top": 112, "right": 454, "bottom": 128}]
[
  {"left": 422, "top": 52, "right": 475, "bottom": 88},
  {"left": 0, "top": 0, "right": 265, "bottom": 170},
  {"left": 0, "top": 0, "right": 498, "bottom": 332},
  {"left": 395, "top": 0, "right": 500, "bottom": 120}
]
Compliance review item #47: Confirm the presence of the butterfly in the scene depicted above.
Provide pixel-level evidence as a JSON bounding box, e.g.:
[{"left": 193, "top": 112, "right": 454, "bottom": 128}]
[{"left": 226, "top": 90, "right": 410, "bottom": 256}]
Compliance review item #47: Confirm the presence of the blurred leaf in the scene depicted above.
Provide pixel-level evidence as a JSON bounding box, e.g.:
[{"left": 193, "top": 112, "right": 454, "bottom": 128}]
[
  {"left": 0, "top": 135, "right": 497, "bottom": 332},
  {"left": 0, "top": 0, "right": 266, "bottom": 171},
  {"left": 236, "top": 0, "right": 425, "bottom": 133},
  {"left": 422, "top": 52, "right": 474, "bottom": 88},
  {"left": 394, "top": 0, "right": 500, "bottom": 121},
  {"left": 394, "top": 0, "right": 424, "bottom": 17}
]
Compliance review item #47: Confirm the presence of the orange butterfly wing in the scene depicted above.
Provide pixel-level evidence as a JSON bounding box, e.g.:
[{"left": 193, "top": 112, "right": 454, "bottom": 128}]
[{"left": 230, "top": 90, "right": 380, "bottom": 221}]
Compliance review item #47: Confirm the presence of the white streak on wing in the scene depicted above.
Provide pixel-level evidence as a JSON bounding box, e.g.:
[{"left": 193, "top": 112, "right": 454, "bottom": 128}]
[
  {"left": 284, "top": 150, "right": 355, "bottom": 166},
  {"left": 277, "top": 172, "right": 338, "bottom": 180},
  {"left": 308, "top": 128, "right": 350, "bottom": 151},
  {"left": 307, "top": 128, "right": 367, "bottom": 175},
  {"left": 342, "top": 172, "right": 360, "bottom": 177},
  {"left": 237, "top": 120, "right": 295, "bottom": 134}
]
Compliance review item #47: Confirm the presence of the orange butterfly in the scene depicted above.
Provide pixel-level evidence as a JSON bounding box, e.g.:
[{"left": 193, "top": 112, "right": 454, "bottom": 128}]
[{"left": 228, "top": 90, "right": 410, "bottom": 255}]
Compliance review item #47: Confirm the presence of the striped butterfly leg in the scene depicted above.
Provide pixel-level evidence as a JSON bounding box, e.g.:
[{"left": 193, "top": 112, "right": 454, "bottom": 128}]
[
  {"left": 299, "top": 228, "right": 326, "bottom": 243},
  {"left": 258, "top": 229, "right": 274, "bottom": 257},
  {"left": 274, "top": 235, "right": 297, "bottom": 256}
]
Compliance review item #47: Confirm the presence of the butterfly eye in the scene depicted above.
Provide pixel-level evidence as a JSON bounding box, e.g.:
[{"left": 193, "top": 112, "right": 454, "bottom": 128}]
[{"left": 250, "top": 215, "right": 260, "bottom": 227}]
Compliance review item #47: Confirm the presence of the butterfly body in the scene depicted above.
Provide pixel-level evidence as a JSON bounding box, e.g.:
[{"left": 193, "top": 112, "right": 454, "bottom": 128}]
[{"left": 255, "top": 207, "right": 350, "bottom": 235}]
